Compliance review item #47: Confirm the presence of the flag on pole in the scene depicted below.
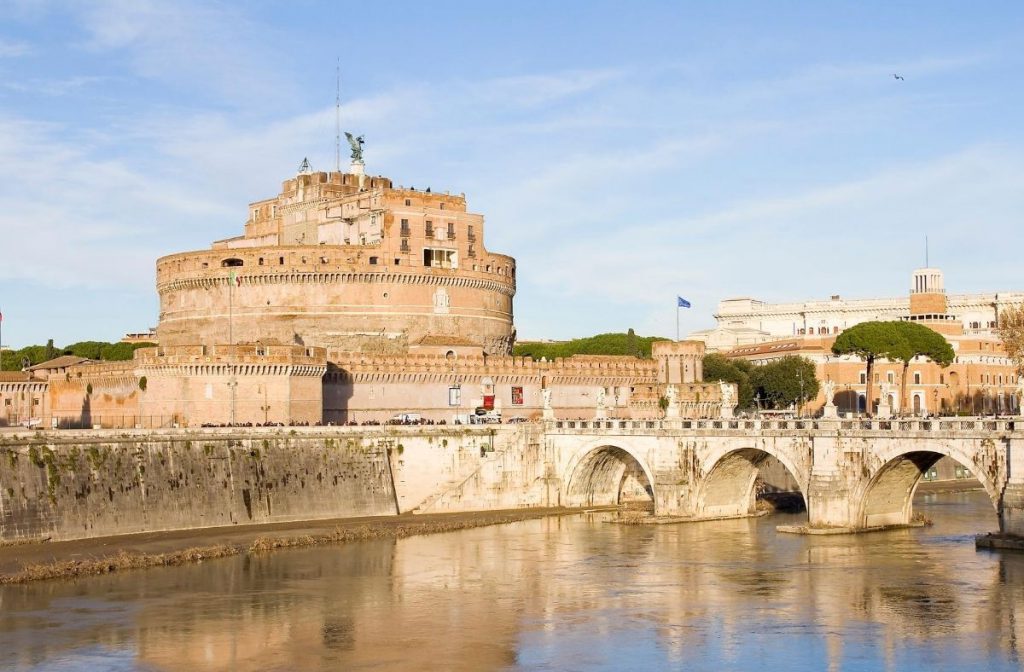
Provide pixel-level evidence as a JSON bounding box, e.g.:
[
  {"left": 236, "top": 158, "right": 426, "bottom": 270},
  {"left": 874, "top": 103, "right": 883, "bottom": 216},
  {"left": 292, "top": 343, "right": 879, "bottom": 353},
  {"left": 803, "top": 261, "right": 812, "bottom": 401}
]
[
  {"left": 228, "top": 271, "right": 240, "bottom": 286},
  {"left": 677, "top": 296, "right": 691, "bottom": 308}
]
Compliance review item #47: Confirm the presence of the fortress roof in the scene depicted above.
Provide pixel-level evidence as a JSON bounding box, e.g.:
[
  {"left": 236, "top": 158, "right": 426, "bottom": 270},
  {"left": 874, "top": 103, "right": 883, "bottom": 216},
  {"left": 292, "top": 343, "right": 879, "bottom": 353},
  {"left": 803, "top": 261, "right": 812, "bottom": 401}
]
[{"left": 27, "top": 355, "right": 93, "bottom": 371}]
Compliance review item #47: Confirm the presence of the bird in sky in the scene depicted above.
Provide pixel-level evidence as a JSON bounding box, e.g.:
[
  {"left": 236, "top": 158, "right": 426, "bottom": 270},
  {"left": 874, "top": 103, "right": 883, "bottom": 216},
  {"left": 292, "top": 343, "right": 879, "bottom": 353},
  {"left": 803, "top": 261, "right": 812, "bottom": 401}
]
[{"left": 893, "top": 74, "right": 905, "bottom": 81}]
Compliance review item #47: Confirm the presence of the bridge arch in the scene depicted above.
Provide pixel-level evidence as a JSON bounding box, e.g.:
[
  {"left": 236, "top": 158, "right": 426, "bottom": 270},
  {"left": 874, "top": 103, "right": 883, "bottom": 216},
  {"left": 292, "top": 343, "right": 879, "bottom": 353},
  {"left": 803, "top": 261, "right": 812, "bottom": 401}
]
[
  {"left": 564, "top": 442, "right": 656, "bottom": 508},
  {"left": 856, "top": 442, "right": 1002, "bottom": 529},
  {"left": 697, "top": 443, "right": 809, "bottom": 519}
]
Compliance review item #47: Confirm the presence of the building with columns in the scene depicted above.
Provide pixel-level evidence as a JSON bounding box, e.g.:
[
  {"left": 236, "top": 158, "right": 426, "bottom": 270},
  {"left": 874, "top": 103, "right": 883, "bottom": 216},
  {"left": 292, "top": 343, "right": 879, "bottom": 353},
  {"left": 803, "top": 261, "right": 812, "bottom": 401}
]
[
  {"left": 690, "top": 268, "right": 1024, "bottom": 352},
  {"left": 717, "top": 267, "right": 1021, "bottom": 416}
]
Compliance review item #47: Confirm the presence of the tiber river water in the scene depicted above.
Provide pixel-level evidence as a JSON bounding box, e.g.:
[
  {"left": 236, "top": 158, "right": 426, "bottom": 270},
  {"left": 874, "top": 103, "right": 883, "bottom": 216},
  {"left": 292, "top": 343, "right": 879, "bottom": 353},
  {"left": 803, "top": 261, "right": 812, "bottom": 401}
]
[{"left": 1, "top": 491, "right": 1022, "bottom": 672}]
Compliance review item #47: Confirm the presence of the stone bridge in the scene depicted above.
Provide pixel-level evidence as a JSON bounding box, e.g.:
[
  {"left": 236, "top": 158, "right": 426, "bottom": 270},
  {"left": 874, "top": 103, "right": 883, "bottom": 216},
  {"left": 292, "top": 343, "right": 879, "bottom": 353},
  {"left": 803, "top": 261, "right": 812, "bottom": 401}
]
[{"left": 542, "top": 416, "right": 1024, "bottom": 536}]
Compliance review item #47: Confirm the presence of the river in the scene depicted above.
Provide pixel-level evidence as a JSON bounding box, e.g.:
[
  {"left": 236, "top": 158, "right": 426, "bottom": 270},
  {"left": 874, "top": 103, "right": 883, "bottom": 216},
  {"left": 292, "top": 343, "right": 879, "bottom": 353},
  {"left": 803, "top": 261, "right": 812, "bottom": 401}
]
[{"left": 0, "top": 491, "right": 1021, "bottom": 671}]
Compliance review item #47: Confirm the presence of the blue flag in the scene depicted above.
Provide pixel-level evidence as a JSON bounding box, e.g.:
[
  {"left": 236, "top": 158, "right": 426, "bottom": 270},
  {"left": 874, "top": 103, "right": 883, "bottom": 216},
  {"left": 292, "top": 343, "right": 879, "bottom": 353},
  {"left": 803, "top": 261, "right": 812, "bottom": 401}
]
[{"left": 677, "top": 296, "right": 691, "bottom": 308}]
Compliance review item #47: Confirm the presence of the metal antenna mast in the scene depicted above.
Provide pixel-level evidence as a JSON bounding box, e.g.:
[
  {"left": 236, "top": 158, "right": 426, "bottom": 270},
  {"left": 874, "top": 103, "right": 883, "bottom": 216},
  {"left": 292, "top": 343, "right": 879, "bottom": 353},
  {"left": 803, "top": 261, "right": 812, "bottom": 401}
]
[{"left": 335, "top": 60, "right": 341, "bottom": 172}]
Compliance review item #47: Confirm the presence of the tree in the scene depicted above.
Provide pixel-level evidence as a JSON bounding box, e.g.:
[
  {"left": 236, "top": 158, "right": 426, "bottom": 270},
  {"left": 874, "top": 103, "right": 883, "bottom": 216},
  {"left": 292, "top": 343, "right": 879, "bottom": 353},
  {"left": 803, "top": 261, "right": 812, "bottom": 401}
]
[
  {"left": 831, "top": 322, "right": 908, "bottom": 416},
  {"left": 749, "top": 356, "right": 819, "bottom": 412},
  {"left": 998, "top": 304, "right": 1024, "bottom": 378},
  {"left": 44, "top": 339, "right": 58, "bottom": 361},
  {"left": 513, "top": 332, "right": 670, "bottom": 360},
  {"left": 888, "top": 323, "right": 954, "bottom": 415},
  {"left": 702, "top": 353, "right": 754, "bottom": 408}
]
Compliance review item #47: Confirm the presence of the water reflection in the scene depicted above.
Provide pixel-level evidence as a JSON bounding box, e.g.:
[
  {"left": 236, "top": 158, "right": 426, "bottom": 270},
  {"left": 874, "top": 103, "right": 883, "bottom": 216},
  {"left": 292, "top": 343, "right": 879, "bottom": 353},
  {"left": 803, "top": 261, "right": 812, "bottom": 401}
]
[{"left": 0, "top": 492, "right": 1021, "bottom": 671}]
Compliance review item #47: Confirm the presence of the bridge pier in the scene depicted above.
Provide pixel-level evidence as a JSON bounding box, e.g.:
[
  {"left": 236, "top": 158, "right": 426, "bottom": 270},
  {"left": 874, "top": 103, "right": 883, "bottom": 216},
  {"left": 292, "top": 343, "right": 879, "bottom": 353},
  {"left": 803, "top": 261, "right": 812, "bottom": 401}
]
[
  {"left": 804, "top": 472, "right": 856, "bottom": 530},
  {"left": 995, "top": 437, "right": 1024, "bottom": 539},
  {"left": 651, "top": 473, "right": 697, "bottom": 517}
]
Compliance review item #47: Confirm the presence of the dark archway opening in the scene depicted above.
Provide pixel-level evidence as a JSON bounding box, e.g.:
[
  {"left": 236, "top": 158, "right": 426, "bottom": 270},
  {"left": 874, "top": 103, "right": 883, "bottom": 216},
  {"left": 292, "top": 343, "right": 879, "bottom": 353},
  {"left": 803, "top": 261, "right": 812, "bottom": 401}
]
[
  {"left": 861, "top": 451, "right": 994, "bottom": 529},
  {"left": 700, "top": 449, "right": 807, "bottom": 521},
  {"left": 565, "top": 446, "right": 654, "bottom": 510}
]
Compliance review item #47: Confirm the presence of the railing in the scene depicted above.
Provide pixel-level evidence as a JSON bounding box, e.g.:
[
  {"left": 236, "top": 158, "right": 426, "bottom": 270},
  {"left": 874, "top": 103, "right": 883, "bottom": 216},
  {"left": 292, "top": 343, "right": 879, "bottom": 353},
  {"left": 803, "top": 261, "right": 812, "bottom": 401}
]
[
  {"left": 548, "top": 416, "right": 1019, "bottom": 434},
  {"left": 0, "top": 415, "right": 185, "bottom": 430}
]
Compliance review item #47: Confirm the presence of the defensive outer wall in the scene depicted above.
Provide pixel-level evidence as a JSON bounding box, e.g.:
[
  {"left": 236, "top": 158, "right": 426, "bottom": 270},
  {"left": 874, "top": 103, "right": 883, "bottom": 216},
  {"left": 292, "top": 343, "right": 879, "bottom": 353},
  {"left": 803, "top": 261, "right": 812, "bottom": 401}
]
[{"left": 3, "top": 418, "right": 1024, "bottom": 544}]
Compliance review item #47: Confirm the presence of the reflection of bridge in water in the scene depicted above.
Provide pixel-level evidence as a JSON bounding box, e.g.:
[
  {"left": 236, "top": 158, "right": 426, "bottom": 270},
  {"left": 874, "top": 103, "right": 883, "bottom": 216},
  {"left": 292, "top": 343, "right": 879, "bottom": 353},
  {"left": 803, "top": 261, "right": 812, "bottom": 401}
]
[{"left": 544, "top": 416, "right": 1024, "bottom": 536}]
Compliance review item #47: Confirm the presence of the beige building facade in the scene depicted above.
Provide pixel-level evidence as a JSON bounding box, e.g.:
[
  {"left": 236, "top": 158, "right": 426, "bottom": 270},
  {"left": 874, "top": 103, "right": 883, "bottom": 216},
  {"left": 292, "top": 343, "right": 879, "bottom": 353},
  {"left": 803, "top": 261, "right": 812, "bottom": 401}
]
[
  {"left": 723, "top": 268, "right": 1022, "bottom": 416},
  {"left": 691, "top": 267, "right": 1024, "bottom": 352}
]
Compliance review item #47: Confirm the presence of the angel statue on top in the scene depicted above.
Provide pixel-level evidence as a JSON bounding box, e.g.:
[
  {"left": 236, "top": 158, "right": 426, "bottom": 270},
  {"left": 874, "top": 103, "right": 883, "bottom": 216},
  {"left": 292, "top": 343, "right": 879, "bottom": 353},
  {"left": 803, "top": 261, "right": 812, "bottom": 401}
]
[{"left": 344, "top": 132, "right": 365, "bottom": 162}]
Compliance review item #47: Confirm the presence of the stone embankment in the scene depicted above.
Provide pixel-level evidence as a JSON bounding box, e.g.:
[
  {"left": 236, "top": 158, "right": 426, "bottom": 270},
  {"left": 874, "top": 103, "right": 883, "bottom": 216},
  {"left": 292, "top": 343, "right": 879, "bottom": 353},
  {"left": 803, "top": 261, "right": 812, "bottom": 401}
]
[{"left": 0, "top": 425, "right": 544, "bottom": 545}]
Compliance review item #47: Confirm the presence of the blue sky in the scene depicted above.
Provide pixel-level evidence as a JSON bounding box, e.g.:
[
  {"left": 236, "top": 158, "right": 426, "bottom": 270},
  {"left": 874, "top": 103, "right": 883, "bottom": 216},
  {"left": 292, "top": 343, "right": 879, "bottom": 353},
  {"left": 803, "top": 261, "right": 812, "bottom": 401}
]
[{"left": 1, "top": 1, "right": 1022, "bottom": 347}]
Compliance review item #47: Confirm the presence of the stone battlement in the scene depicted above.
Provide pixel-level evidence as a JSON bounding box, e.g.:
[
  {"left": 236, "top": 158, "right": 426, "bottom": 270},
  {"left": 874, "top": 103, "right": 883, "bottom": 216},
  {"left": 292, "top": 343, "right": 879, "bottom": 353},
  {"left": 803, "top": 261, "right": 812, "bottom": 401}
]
[
  {"left": 156, "top": 248, "right": 516, "bottom": 294},
  {"left": 327, "top": 351, "right": 660, "bottom": 381},
  {"left": 134, "top": 344, "right": 327, "bottom": 370}
]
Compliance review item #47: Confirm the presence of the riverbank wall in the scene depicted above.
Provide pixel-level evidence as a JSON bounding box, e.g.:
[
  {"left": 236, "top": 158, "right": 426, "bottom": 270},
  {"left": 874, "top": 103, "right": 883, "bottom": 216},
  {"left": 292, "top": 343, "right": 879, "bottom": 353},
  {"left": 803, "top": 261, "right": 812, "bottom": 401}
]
[{"left": 0, "top": 426, "right": 542, "bottom": 543}]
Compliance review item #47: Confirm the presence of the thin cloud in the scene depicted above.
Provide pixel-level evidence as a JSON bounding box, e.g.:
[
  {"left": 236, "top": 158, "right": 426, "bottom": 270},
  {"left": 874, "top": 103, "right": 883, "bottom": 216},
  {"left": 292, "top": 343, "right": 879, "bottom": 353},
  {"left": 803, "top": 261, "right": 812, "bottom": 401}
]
[
  {"left": 72, "top": 0, "right": 293, "bottom": 104},
  {"left": 0, "top": 38, "right": 31, "bottom": 57}
]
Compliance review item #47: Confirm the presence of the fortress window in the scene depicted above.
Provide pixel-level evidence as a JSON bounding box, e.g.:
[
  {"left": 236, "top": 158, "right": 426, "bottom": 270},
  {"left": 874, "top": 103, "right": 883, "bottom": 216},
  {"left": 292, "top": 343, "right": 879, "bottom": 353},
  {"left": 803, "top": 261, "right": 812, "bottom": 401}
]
[
  {"left": 221, "top": 258, "right": 243, "bottom": 267},
  {"left": 447, "top": 222, "right": 455, "bottom": 239},
  {"left": 486, "top": 265, "right": 492, "bottom": 272},
  {"left": 423, "top": 248, "right": 457, "bottom": 269},
  {"left": 405, "top": 199, "right": 411, "bottom": 206},
  {"left": 320, "top": 256, "right": 328, "bottom": 264},
  {"left": 467, "top": 225, "right": 476, "bottom": 242},
  {"left": 425, "top": 220, "right": 434, "bottom": 237},
  {"left": 369, "top": 257, "right": 378, "bottom": 265},
  {"left": 258, "top": 257, "right": 264, "bottom": 265},
  {"left": 394, "top": 258, "right": 401, "bottom": 265},
  {"left": 400, "top": 218, "right": 410, "bottom": 236},
  {"left": 914, "top": 372, "right": 922, "bottom": 385},
  {"left": 440, "top": 203, "right": 445, "bottom": 210},
  {"left": 202, "top": 262, "right": 209, "bottom": 269},
  {"left": 400, "top": 239, "right": 410, "bottom": 253},
  {"left": 279, "top": 257, "right": 285, "bottom": 265}
]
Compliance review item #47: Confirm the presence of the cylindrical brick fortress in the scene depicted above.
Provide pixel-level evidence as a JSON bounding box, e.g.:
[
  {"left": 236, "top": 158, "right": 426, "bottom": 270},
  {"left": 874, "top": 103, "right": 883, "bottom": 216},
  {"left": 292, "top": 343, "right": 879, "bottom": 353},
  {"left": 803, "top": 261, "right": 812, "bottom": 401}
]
[
  {"left": 155, "top": 165, "right": 517, "bottom": 354},
  {"left": 156, "top": 246, "right": 516, "bottom": 353}
]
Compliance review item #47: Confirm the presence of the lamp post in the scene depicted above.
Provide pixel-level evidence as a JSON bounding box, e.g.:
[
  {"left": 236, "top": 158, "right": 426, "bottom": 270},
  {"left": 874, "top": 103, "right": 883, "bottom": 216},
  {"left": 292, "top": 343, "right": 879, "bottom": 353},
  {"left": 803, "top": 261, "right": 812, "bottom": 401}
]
[{"left": 797, "top": 368, "right": 804, "bottom": 418}]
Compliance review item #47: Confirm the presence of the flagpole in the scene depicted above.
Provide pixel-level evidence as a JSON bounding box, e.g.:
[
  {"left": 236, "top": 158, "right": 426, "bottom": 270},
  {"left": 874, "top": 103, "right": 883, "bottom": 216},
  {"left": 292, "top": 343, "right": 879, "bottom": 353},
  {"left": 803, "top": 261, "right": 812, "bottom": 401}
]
[{"left": 676, "top": 303, "right": 680, "bottom": 342}]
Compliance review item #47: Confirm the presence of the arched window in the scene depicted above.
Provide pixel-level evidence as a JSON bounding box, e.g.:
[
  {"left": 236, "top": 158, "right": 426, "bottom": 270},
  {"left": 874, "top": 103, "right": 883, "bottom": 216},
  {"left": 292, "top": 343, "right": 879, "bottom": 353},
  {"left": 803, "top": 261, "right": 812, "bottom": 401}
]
[{"left": 221, "top": 258, "right": 243, "bottom": 267}]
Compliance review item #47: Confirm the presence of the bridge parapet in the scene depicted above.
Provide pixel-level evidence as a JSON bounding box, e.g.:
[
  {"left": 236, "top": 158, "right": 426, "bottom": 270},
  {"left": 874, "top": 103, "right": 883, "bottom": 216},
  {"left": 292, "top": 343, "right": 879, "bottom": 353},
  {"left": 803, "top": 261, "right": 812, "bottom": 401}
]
[{"left": 545, "top": 417, "right": 1020, "bottom": 438}]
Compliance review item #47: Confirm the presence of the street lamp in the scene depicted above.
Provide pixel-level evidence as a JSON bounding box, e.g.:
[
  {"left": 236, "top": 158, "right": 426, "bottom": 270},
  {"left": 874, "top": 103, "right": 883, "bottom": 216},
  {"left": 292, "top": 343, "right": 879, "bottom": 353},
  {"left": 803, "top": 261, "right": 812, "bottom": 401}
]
[{"left": 797, "top": 369, "right": 804, "bottom": 418}]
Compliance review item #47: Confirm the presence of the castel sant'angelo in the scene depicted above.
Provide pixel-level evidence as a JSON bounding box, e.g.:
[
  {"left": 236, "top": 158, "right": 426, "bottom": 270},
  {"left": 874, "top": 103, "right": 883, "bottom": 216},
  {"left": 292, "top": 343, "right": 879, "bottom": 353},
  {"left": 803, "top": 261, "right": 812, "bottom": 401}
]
[
  {"left": 157, "top": 155, "right": 517, "bottom": 356},
  {"left": 9, "top": 143, "right": 719, "bottom": 428}
]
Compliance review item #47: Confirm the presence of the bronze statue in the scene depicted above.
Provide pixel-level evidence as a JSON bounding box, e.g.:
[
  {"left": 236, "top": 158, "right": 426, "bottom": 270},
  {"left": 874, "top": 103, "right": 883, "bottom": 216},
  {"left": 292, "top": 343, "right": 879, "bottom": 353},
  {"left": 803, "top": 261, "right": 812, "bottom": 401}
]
[{"left": 344, "top": 132, "right": 365, "bottom": 162}]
